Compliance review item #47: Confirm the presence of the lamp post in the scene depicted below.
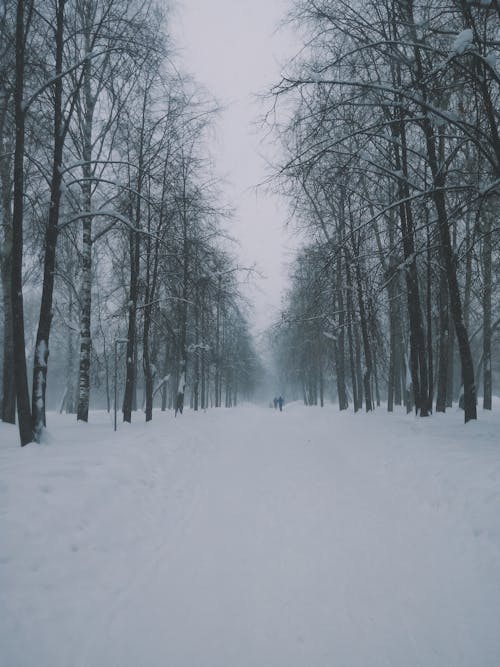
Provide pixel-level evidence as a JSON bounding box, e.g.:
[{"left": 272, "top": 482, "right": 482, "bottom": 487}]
[{"left": 114, "top": 338, "right": 128, "bottom": 431}]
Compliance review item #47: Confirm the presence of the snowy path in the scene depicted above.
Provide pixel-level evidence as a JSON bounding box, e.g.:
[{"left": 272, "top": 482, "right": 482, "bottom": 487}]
[{"left": 1, "top": 404, "right": 500, "bottom": 666}]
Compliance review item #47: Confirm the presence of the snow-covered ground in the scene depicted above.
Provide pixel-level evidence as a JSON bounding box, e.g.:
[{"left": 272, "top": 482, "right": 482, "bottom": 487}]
[{"left": 1, "top": 403, "right": 500, "bottom": 667}]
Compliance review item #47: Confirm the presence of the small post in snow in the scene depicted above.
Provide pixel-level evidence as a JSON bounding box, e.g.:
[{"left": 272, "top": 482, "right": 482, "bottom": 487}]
[{"left": 114, "top": 338, "right": 128, "bottom": 431}]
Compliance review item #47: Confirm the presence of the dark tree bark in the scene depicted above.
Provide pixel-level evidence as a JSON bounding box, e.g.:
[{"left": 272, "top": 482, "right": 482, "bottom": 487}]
[
  {"left": 143, "top": 184, "right": 162, "bottom": 422},
  {"left": 393, "top": 119, "right": 429, "bottom": 416},
  {"left": 11, "top": 0, "right": 33, "bottom": 445},
  {"left": 334, "top": 253, "right": 348, "bottom": 410},
  {"left": 174, "top": 180, "right": 190, "bottom": 416},
  {"left": 420, "top": 116, "right": 477, "bottom": 421},
  {"left": 482, "top": 210, "right": 492, "bottom": 410},
  {"left": 64, "top": 284, "right": 76, "bottom": 414},
  {"left": 200, "top": 303, "right": 206, "bottom": 410},
  {"left": 386, "top": 26, "right": 429, "bottom": 416},
  {"left": 354, "top": 256, "right": 373, "bottom": 412},
  {"left": 0, "top": 121, "right": 15, "bottom": 424},
  {"left": 386, "top": 260, "right": 401, "bottom": 413},
  {"left": 436, "top": 265, "right": 449, "bottom": 413},
  {"left": 446, "top": 315, "right": 455, "bottom": 408},
  {"left": 318, "top": 337, "right": 324, "bottom": 407},
  {"left": 193, "top": 279, "right": 201, "bottom": 412},
  {"left": 142, "top": 248, "right": 154, "bottom": 421},
  {"left": 344, "top": 253, "right": 359, "bottom": 412},
  {"left": 406, "top": 0, "right": 476, "bottom": 422},
  {"left": 214, "top": 276, "right": 222, "bottom": 408},
  {"left": 122, "top": 223, "right": 139, "bottom": 423},
  {"left": 161, "top": 340, "right": 168, "bottom": 411},
  {"left": 426, "top": 225, "right": 433, "bottom": 413},
  {"left": 123, "top": 88, "right": 148, "bottom": 423}
]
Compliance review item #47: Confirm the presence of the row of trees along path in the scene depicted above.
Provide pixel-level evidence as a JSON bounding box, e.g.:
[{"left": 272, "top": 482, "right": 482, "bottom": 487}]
[
  {"left": 267, "top": 0, "right": 499, "bottom": 423},
  {"left": 1, "top": 0, "right": 260, "bottom": 445}
]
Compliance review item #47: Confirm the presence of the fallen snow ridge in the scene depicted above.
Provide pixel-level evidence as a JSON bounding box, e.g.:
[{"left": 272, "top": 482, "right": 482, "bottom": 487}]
[{"left": 1, "top": 403, "right": 500, "bottom": 667}]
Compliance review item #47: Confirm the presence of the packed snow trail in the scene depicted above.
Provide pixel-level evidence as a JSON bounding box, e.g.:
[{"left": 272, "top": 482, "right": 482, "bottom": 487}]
[{"left": 1, "top": 403, "right": 500, "bottom": 666}]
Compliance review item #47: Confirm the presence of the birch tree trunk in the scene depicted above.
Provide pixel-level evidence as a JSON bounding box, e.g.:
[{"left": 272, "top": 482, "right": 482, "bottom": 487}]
[
  {"left": 76, "top": 21, "right": 95, "bottom": 422},
  {"left": 143, "top": 188, "right": 161, "bottom": 422},
  {"left": 31, "top": 0, "right": 67, "bottom": 441}
]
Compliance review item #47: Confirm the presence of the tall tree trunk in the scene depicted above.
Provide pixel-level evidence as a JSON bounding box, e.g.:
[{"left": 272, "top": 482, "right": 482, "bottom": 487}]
[
  {"left": 143, "top": 191, "right": 161, "bottom": 422},
  {"left": 103, "top": 339, "right": 110, "bottom": 413},
  {"left": 446, "top": 317, "right": 455, "bottom": 408},
  {"left": 334, "top": 256, "right": 348, "bottom": 410},
  {"left": 143, "top": 330, "right": 154, "bottom": 421},
  {"left": 394, "top": 130, "right": 429, "bottom": 416},
  {"left": 233, "top": 382, "right": 238, "bottom": 407},
  {"left": 193, "top": 287, "right": 200, "bottom": 411},
  {"left": 354, "top": 258, "right": 373, "bottom": 412},
  {"left": 426, "top": 226, "right": 433, "bottom": 413},
  {"left": 200, "top": 306, "right": 206, "bottom": 410},
  {"left": 436, "top": 197, "right": 476, "bottom": 422},
  {"left": 123, "top": 88, "right": 147, "bottom": 422},
  {"left": 422, "top": 120, "right": 477, "bottom": 421},
  {"left": 386, "top": 263, "right": 399, "bottom": 412},
  {"left": 214, "top": 276, "right": 221, "bottom": 408},
  {"left": 463, "top": 209, "right": 474, "bottom": 331},
  {"left": 31, "top": 0, "right": 67, "bottom": 441},
  {"left": 175, "top": 193, "right": 190, "bottom": 416},
  {"left": 435, "top": 265, "right": 449, "bottom": 413},
  {"left": 482, "top": 210, "right": 492, "bottom": 410},
  {"left": 123, "top": 225, "right": 139, "bottom": 422},
  {"left": 11, "top": 0, "right": 33, "bottom": 444},
  {"left": 76, "top": 35, "right": 95, "bottom": 422},
  {"left": 76, "top": 217, "right": 92, "bottom": 421},
  {"left": 143, "top": 295, "right": 154, "bottom": 422},
  {"left": 318, "top": 339, "right": 324, "bottom": 408},
  {"left": 65, "top": 286, "right": 76, "bottom": 414},
  {"left": 0, "top": 130, "right": 15, "bottom": 424},
  {"left": 373, "top": 349, "right": 380, "bottom": 408},
  {"left": 394, "top": 278, "right": 404, "bottom": 408},
  {"left": 389, "top": 35, "right": 429, "bottom": 416},
  {"left": 161, "top": 340, "right": 168, "bottom": 411},
  {"left": 345, "top": 256, "right": 359, "bottom": 412},
  {"left": 408, "top": 0, "right": 475, "bottom": 421}
]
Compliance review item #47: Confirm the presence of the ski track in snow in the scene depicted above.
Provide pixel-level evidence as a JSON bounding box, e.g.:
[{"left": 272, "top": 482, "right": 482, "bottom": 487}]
[{"left": 1, "top": 403, "right": 500, "bottom": 667}]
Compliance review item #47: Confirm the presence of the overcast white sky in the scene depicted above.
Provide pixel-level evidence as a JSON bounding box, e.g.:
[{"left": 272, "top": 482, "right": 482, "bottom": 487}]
[{"left": 170, "top": 0, "right": 297, "bottom": 332}]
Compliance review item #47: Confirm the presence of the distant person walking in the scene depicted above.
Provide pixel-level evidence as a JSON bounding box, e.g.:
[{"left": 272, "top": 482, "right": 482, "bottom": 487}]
[
  {"left": 278, "top": 396, "right": 284, "bottom": 412},
  {"left": 273, "top": 397, "right": 278, "bottom": 409}
]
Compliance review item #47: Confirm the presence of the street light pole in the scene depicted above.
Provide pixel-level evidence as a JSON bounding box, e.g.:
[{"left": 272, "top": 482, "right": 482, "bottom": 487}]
[{"left": 114, "top": 338, "right": 128, "bottom": 431}]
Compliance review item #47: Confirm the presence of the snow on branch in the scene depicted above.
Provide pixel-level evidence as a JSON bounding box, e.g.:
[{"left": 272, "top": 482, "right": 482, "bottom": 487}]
[
  {"left": 23, "top": 49, "right": 119, "bottom": 113},
  {"left": 452, "top": 29, "right": 474, "bottom": 55},
  {"left": 58, "top": 209, "right": 137, "bottom": 232}
]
